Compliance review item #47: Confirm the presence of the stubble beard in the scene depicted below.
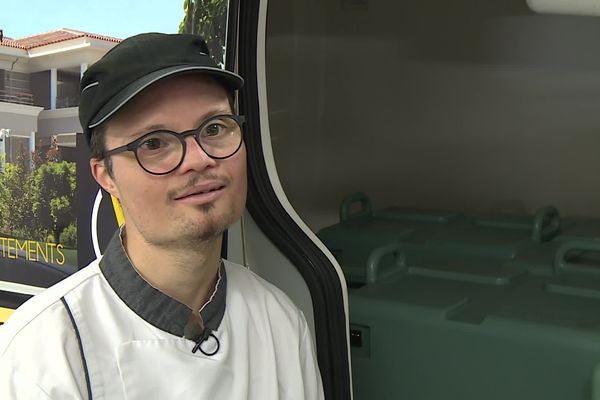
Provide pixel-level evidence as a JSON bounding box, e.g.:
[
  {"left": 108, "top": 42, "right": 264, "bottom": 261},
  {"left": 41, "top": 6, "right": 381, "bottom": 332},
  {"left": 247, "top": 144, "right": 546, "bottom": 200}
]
[
  {"left": 151, "top": 201, "right": 239, "bottom": 251},
  {"left": 153, "top": 173, "right": 239, "bottom": 249}
]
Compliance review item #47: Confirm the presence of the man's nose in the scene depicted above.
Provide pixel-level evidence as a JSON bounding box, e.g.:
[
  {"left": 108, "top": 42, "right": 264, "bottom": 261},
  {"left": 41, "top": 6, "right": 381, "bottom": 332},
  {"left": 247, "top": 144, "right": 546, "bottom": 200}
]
[{"left": 178, "top": 136, "right": 217, "bottom": 172}]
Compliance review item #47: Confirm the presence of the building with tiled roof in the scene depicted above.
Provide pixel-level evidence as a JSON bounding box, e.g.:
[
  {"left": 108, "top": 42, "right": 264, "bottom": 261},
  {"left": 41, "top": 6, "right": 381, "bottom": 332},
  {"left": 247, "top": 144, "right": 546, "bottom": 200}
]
[
  {"left": 3, "top": 29, "right": 120, "bottom": 50},
  {"left": 0, "top": 29, "right": 121, "bottom": 167}
]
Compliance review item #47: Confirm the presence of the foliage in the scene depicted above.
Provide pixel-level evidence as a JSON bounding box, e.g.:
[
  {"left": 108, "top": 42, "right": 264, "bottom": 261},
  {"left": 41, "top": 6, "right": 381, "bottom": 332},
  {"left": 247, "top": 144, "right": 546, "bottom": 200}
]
[
  {"left": 32, "top": 161, "right": 77, "bottom": 244},
  {"left": 0, "top": 145, "right": 76, "bottom": 244},
  {"left": 0, "top": 162, "right": 39, "bottom": 239},
  {"left": 60, "top": 222, "right": 77, "bottom": 248},
  {"left": 179, "top": 0, "right": 228, "bottom": 67}
]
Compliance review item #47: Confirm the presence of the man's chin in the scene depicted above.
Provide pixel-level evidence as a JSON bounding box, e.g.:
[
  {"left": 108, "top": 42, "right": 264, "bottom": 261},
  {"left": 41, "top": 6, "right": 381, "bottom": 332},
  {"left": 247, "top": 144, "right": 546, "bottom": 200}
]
[
  {"left": 159, "top": 208, "right": 241, "bottom": 246},
  {"left": 182, "top": 215, "right": 236, "bottom": 243}
]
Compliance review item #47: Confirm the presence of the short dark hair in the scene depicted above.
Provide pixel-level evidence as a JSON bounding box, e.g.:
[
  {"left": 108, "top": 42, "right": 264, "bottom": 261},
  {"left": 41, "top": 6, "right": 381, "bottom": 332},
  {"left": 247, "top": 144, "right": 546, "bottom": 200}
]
[
  {"left": 89, "top": 125, "right": 105, "bottom": 160},
  {"left": 89, "top": 124, "right": 114, "bottom": 177}
]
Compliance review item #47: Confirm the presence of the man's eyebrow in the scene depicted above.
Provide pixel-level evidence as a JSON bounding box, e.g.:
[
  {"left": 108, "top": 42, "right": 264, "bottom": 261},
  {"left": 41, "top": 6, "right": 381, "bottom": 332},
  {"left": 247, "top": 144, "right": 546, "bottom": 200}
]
[
  {"left": 140, "top": 124, "right": 167, "bottom": 133},
  {"left": 129, "top": 109, "right": 234, "bottom": 137},
  {"left": 121, "top": 124, "right": 166, "bottom": 141},
  {"left": 192, "top": 109, "right": 233, "bottom": 127}
]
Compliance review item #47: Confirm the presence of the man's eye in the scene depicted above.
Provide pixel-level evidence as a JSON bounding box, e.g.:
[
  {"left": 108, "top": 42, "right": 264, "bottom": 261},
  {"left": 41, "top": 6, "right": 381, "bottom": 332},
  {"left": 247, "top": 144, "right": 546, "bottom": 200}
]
[
  {"left": 139, "top": 137, "right": 165, "bottom": 151},
  {"left": 204, "top": 123, "right": 226, "bottom": 137}
]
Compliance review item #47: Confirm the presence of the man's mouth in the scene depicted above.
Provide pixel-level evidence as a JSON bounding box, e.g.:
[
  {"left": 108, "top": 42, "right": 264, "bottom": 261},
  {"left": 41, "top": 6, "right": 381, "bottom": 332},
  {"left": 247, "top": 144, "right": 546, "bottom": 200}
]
[
  {"left": 174, "top": 184, "right": 226, "bottom": 201},
  {"left": 168, "top": 173, "right": 232, "bottom": 205}
]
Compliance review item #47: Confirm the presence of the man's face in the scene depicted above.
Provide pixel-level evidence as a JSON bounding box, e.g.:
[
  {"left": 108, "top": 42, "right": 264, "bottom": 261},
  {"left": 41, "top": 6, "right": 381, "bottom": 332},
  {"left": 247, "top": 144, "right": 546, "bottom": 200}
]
[{"left": 90, "top": 74, "right": 247, "bottom": 249}]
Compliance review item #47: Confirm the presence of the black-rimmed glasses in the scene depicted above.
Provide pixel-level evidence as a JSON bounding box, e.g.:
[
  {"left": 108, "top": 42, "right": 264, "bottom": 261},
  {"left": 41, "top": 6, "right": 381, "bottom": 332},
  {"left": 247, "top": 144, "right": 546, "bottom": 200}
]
[{"left": 102, "top": 114, "right": 245, "bottom": 175}]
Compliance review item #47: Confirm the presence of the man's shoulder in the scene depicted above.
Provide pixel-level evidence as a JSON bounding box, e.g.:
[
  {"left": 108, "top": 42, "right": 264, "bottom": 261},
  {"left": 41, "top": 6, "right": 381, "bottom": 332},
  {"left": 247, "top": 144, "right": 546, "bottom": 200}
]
[
  {"left": 0, "top": 260, "right": 102, "bottom": 354},
  {"left": 223, "top": 259, "right": 289, "bottom": 298},
  {"left": 223, "top": 259, "right": 305, "bottom": 323}
]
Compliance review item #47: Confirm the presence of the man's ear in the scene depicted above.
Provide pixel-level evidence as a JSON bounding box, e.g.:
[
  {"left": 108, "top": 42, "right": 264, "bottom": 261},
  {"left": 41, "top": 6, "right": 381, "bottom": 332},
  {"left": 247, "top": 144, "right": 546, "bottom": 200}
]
[{"left": 90, "top": 158, "right": 119, "bottom": 198}]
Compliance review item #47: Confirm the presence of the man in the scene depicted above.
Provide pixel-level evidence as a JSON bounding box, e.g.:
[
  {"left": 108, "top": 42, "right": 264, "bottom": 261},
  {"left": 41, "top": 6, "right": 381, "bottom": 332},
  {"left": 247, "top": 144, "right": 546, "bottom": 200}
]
[{"left": 0, "top": 33, "right": 323, "bottom": 399}]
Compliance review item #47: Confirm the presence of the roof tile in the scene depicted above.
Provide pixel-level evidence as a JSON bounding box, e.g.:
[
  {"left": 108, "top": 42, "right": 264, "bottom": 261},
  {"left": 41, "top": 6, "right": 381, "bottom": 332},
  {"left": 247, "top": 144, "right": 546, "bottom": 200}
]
[{"left": 0, "top": 28, "right": 121, "bottom": 50}]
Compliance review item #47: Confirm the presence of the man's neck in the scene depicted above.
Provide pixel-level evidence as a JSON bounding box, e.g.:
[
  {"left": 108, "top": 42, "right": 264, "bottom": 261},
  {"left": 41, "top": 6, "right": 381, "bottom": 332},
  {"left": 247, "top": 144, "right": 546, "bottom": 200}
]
[{"left": 121, "top": 228, "right": 223, "bottom": 311}]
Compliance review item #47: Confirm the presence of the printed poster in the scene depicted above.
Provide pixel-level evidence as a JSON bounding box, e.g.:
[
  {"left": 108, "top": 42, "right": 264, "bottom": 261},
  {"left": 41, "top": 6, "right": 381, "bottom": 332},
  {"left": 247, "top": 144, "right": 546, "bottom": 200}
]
[{"left": 0, "top": 133, "right": 118, "bottom": 323}]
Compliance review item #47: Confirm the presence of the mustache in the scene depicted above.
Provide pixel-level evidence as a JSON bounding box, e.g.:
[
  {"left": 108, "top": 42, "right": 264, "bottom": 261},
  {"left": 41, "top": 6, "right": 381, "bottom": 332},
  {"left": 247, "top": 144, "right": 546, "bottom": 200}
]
[{"left": 167, "top": 174, "right": 230, "bottom": 200}]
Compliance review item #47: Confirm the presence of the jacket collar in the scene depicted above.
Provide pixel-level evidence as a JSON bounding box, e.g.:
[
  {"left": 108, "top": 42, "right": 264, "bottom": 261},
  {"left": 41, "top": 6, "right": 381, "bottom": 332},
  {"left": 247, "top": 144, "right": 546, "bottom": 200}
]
[{"left": 98, "top": 228, "right": 227, "bottom": 338}]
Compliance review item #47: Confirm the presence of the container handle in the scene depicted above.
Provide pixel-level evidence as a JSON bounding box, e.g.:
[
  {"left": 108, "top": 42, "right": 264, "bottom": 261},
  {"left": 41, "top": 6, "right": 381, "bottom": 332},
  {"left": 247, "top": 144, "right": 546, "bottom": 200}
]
[
  {"left": 340, "top": 192, "right": 373, "bottom": 222},
  {"left": 532, "top": 206, "right": 561, "bottom": 242},
  {"left": 553, "top": 240, "right": 600, "bottom": 276},
  {"left": 366, "top": 243, "right": 406, "bottom": 284}
]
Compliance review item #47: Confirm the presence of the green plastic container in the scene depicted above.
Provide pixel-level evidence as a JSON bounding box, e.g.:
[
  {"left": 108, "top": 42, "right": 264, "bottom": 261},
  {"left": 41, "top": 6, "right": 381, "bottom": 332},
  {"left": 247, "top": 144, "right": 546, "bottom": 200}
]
[
  {"left": 420, "top": 205, "right": 561, "bottom": 260},
  {"left": 317, "top": 193, "right": 462, "bottom": 285},
  {"left": 318, "top": 193, "right": 560, "bottom": 285},
  {"left": 349, "top": 240, "right": 600, "bottom": 400},
  {"left": 506, "top": 218, "right": 600, "bottom": 276},
  {"left": 555, "top": 218, "right": 600, "bottom": 241},
  {"left": 318, "top": 194, "right": 600, "bottom": 399}
]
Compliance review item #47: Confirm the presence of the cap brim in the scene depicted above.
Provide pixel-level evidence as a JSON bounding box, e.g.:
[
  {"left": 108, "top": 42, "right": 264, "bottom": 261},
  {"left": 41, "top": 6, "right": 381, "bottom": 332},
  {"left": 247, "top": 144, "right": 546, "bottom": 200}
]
[{"left": 88, "top": 65, "right": 244, "bottom": 129}]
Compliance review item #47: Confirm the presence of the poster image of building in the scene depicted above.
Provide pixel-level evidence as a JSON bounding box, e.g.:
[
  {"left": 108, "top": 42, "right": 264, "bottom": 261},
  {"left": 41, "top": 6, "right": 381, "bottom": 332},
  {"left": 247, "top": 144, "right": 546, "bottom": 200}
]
[{"left": 0, "top": 29, "right": 120, "bottom": 321}]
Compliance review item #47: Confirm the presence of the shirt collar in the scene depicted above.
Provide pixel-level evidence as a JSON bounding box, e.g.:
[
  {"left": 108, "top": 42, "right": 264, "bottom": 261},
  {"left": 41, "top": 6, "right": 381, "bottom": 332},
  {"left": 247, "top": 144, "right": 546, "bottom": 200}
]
[{"left": 98, "top": 228, "right": 227, "bottom": 338}]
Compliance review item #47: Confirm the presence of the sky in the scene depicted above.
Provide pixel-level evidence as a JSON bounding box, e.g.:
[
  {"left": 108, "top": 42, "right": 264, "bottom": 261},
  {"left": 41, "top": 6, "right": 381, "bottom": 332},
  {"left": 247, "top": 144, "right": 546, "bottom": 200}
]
[{"left": 1, "top": 0, "right": 184, "bottom": 40}]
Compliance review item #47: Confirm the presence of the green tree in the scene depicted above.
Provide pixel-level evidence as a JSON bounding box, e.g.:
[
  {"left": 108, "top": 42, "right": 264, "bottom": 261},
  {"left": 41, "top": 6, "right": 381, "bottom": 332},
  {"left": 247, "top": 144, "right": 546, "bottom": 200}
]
[
  {"left": 179, "top": 0, "right": 228, "bottom": 66},
  {"left": 32, "top": 161, "right": 77, "bottom": 243},
  {"left": 0, "top": 162, "right": 39, "bottom": 239}
]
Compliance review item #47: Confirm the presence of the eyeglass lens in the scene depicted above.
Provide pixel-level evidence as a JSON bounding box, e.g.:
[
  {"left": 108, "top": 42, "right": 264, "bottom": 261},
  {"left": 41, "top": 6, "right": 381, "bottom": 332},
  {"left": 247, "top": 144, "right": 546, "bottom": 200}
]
[{"left": 135, "top": 115, "right": 242, "bottom": 174}]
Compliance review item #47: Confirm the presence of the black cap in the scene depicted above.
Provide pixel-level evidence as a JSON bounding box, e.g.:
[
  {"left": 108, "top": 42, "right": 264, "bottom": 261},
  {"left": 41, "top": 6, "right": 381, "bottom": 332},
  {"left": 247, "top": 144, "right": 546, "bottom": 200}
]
[{"left": 79, "top": 33, "right": 244, "bottom": 144}]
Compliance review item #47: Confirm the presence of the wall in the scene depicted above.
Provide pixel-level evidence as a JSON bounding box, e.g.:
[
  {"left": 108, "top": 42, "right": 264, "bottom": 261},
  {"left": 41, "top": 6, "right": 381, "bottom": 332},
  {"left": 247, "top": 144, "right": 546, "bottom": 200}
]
[{"left": 265, "top": 0, "right": 600, "bottom": 231}]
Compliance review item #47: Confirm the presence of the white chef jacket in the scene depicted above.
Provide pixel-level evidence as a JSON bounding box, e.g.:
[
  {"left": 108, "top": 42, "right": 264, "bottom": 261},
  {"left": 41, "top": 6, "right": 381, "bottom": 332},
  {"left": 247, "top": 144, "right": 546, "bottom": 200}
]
[{"left": 0, "top": 231, "right": 324, "bottom": 400}]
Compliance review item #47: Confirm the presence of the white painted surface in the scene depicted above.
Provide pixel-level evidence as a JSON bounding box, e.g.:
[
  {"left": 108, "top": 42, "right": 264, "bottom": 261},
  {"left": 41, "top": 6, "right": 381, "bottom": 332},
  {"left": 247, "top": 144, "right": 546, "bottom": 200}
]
[
  {"left": 241, "top": 211, "right": 317, "bottom": 339},
  {"left": 0, "top": 281, "right": 44, "bottom": 296}
]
